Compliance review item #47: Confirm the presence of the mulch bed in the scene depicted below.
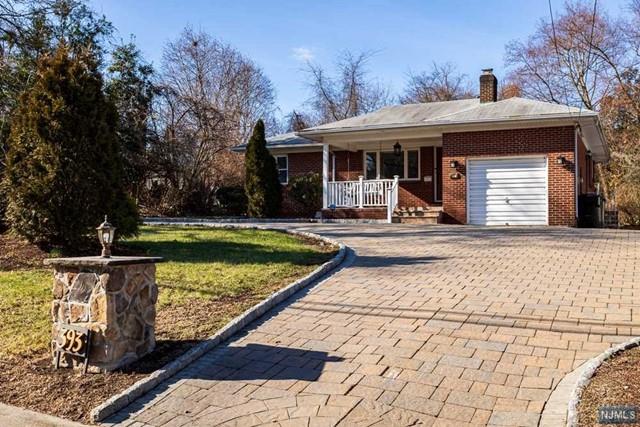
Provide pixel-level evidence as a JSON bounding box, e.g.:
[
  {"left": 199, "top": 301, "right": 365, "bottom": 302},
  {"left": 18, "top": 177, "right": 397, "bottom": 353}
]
[
  {"left": 0, "top": 294, "right": 266, "bottom": 424},
  {"left": 578, "top": 345, "right": 640, "bottom": 427}
]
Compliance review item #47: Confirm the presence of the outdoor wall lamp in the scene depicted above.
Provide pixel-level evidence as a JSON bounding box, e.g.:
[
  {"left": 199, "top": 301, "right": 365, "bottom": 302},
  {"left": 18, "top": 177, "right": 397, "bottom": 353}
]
[
  {"left": 449, "top": 160, "right": 459, "bottom": 169},
  {"left": 556, "top": 156, "right": 566, "bottom": 165},
  {"left": 393, "top": 141, "right": 402, "bottom": 157},
  {"left": 97, "top": 215, "right": 116, "bottom": 258}
]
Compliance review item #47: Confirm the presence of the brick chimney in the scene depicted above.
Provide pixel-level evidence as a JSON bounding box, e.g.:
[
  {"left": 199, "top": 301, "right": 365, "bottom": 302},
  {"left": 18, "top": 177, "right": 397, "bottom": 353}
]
[{"left": 479, "top": 68, "right": 497, "bottom": 103}]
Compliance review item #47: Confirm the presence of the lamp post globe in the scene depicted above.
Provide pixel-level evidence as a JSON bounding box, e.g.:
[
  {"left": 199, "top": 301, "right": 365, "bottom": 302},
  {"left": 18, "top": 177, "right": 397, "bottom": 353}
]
[{"left": 96, "top": 215, "right": 116, "bottom": 258}]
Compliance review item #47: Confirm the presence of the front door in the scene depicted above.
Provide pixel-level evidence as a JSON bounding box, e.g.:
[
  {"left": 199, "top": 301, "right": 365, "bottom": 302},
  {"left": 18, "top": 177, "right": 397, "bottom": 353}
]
[{"left": 435, "top": 147, "right": 443, "bottom": 202}]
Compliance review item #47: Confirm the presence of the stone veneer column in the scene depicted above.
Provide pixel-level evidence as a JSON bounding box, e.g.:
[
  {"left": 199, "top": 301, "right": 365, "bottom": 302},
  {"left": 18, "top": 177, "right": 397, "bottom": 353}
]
[{"left": 44, "top": 256, "right": 163, "bottom": 372}]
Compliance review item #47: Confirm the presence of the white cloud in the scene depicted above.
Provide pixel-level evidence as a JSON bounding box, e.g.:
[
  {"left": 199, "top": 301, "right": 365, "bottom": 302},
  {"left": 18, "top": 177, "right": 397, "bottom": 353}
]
[{"left": 291, "top": 47, "right": 314, "bottom": 62}]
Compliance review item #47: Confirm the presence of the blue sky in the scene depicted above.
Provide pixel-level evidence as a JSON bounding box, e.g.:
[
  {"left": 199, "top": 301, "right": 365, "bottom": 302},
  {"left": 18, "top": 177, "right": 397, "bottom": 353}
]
[{"left": 89, "top": 0, "right": 627, "bottom": 118}]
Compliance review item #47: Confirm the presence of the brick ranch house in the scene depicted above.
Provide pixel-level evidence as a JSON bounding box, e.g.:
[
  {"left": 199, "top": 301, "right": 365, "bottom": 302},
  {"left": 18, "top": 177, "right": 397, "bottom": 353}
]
[{"left": 237, "top": 70, "right": 608, "bottom": 226}]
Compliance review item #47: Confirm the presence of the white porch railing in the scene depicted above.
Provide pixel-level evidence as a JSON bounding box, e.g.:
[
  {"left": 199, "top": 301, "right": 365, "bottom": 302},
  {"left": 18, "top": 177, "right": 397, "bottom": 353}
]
[{"left": 327, "top": 176, "right": 399, "bottom": 223}]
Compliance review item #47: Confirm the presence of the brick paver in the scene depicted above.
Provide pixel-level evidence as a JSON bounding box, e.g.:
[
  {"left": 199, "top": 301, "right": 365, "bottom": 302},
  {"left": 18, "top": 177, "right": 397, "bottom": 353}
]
[{"left": 103, "top": 225, "right": 640, "bottom": 427}]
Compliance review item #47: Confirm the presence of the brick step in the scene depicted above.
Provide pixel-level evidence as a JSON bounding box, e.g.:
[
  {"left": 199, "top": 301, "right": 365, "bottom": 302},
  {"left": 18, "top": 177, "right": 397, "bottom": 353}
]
[
  {"left": 392, "top": 206, "right": 442, "bottom": 224},
  {"left": 392, "top": 215, "right": 440, "bottom": 224},
  {"left": 393, "top": 206, "right": 443, "bottom": 217}
]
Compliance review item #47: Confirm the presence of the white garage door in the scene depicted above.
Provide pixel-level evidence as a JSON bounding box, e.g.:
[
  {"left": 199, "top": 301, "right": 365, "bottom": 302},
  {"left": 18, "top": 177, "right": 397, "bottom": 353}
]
[{"left": 467, "top": 157, "right": 548, "bottom": 226}]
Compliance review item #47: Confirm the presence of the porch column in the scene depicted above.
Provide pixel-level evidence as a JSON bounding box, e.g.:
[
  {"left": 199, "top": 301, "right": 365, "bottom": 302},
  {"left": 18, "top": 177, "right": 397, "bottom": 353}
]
[{"left": 322, "top": 143, "right": 329, "bottom": 209}]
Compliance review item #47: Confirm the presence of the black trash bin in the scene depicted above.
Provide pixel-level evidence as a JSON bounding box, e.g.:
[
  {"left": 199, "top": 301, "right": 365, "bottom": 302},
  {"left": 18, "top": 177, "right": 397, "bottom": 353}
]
[{"left": 578, "top": 193, "right": 602, "bottom": 228}]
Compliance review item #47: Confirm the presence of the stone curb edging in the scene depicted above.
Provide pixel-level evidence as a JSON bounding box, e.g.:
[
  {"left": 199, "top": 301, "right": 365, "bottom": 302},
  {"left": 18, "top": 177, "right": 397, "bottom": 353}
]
[
  {"left": 144, "top": 216, "right": 318, "bottom": 224},
  {"left": 566, "top": 336, "right": 640, "bottom": 427},
  {"left": 144, "top": 216, "right": 389, "bottom": 225},
  {"left": 90, "top": 223, "right": 347, "bottom": 423}
]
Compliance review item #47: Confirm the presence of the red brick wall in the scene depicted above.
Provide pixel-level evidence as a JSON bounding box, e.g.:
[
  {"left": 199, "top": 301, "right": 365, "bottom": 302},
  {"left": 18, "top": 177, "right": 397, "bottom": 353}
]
[
  {"left": 321, "top": 208, "right": 387, "bottom": 220},
  {"left": 397, "top": 146, "right": 436, "bottom": 207},
  {"left": 280, "top": 152, "right": 322, "bottom": 217},
  {"left": 442, "top": 126, "right": 576, "bottom": 226},
  {"left": 333, "top": 150, "right": 363, "bottom": 181},
  {"left": 288, "top": 152, "right": 322, "bottom": 179}
]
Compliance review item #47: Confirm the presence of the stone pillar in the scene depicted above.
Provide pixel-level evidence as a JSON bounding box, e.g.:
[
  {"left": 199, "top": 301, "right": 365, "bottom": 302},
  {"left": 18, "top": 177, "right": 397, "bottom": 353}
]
[{"left": 44, "top": 256, "right": 163, "bottom": 372}]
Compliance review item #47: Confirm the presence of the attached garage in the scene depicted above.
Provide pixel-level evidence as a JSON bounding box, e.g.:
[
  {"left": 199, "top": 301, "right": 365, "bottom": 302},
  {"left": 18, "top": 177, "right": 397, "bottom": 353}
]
[{"left": 467, "top": 156, "right": 548, "bottom": 226}]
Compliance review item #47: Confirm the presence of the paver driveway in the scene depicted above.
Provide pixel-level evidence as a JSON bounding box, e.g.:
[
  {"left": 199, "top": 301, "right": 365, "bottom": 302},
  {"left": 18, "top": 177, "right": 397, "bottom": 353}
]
[{"left": 105, "top": 225, "right": 640, "bottom": 427}]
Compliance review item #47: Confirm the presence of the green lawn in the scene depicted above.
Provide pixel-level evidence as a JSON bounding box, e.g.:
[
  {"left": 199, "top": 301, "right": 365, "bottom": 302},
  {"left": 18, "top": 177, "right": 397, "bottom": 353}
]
[
  {"left": 0, "top": 269, "right": 51, "bottom": 357},
  {"left": 0, "top": 226, "right": 335, "bottom": 358}
]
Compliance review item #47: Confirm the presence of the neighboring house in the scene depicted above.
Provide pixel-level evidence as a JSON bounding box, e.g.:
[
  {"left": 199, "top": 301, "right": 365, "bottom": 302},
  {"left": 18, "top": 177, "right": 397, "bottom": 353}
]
[{"left": 236, "top": 69, "right": 608, "bottom": 226}]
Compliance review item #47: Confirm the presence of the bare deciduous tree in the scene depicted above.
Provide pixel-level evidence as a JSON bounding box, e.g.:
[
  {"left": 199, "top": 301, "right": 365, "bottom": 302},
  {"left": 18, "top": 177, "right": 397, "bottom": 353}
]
[
  {"left": 284, "top": 110, "right": 312, "bottom": 132},
  {"left": 304, "top": 50, "right": 391, "bottom": 124},
  {"left": 504, "top": 0, "right": 622, "bottom": 110},
  {"left": 146, "top": 28, "right": 276, "bottom": 214},
  {"left": 401, "top": 62, "right": 474, "bottom": 104}
]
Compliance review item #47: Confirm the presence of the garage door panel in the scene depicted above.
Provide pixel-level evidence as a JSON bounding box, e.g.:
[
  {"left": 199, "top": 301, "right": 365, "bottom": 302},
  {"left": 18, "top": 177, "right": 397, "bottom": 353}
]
[
  {"left": 467, "top": 157, "right": 548, "bottom": 226},
  {"left": 470, "top": 211, "right": 548, "bottom": 217},
  {"left": 481, "top": 205, "right": 548, "bottom": 213},
  {"left": 469, "top": 169, "right": 547, "bottom": 178},
  {"left": 482, "top": 219, "right": 547, "bottom": 226},
  {"left": 468, "top": 179, "right": 548, "bottom": 187},
  {"left": 468, "top": 188, "right": 547, "bottom": 196},
  {"left": 482, "top": 195, "right": 547, "bottom": 201}
]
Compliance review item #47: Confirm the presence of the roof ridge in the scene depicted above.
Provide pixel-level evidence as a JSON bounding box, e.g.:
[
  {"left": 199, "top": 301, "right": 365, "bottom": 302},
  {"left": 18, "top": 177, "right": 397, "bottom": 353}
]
[
  {"left": 394, "top": 98, "right": 479, "bottom": 108},
  {"left": 423, "top": 98, "right": 487, "bottom": 121},
  {"left": 502, "top": 96, "right": 596, "bottom": 114}
]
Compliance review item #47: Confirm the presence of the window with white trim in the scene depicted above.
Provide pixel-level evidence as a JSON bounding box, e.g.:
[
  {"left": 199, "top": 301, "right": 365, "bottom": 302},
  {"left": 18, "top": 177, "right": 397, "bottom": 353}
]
[
  {"left": 276, "top": 155, "right": 288, "bottom": 184},
  {"left": 363, "top": 150, "right": 420, "bottom": 180}
]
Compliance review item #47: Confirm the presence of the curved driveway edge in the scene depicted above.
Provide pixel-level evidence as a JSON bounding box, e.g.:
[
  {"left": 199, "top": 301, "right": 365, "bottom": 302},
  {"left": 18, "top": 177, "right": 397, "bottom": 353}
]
[
  {"left": 541, "top": 336, "right": 640, "bottom": 427},
  {"left": 565, "top": 336, "right": 640, "bottom": 426},
  {"left": 90, "top": 224, "right": 347, "bottom": 422},
  {"left": 539, "top": 361, "right": 590, "bottom": 427}
]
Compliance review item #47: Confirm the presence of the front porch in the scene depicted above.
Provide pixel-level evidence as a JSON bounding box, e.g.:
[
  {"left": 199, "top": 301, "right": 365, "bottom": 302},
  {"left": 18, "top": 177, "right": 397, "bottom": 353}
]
[
  {"left": 325, "top": 176, "right": 400, "bottom": 223},
  {"left": 319, "top": 139, "right": 443, "bottom": 223}
]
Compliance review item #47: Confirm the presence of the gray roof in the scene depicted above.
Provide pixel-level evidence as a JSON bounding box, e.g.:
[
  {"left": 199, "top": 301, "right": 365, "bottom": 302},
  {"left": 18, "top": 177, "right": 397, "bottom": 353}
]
[
  {"left": 265, "top": 132, "right": 317, "bottom": 147},
  {"left": 300, "top": 97, "right": 597, "bottom": 134},
  {"left": 233, "top": 97, "right": 606, "bottom": 161},
  {"left": 233, "top": 132, "right": 318, "bottom": 151}
]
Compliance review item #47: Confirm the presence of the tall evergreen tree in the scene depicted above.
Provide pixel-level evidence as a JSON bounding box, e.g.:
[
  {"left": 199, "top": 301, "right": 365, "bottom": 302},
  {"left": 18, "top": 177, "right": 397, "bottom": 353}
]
[
  {"left": 106, "top": 40, "right": 155, "bottom": 196},
  {"left": 3, "top": 44, "right": 138, "bottom": 248},
  {"left": 244, "top": 120, "right": 281, "bottom": 217},
  {"left": 0, "top": 0, "right": 114, "bottom": 229}
]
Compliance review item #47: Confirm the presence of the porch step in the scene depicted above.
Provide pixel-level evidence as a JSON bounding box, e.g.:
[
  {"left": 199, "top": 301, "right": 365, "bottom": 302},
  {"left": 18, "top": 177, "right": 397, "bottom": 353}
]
[{"left": 393, "top": 206, "right": 442, "bottom": 224}]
